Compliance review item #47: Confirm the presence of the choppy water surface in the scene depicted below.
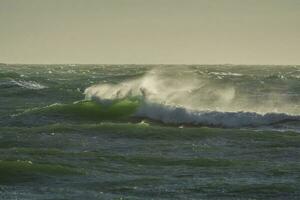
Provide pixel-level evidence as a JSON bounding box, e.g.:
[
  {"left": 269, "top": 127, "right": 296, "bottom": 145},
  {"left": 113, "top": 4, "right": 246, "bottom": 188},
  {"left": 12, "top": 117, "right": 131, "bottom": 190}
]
[{"left": 0, "top": 64, "right": 300, "bottom": 199}]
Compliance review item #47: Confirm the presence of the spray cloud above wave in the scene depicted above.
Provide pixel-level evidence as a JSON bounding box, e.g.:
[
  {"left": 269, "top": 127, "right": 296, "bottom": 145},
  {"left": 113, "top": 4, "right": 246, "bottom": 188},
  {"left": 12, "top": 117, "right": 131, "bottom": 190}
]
[{"left": 84, "top": 67, "right": 299, "bottom": 115}]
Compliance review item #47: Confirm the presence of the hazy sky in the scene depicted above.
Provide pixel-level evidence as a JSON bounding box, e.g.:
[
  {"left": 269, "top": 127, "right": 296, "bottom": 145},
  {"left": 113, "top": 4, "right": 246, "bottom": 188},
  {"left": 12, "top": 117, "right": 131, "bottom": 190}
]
[{"left": 0, "top": 0, "right": 299, "bottom": 64}]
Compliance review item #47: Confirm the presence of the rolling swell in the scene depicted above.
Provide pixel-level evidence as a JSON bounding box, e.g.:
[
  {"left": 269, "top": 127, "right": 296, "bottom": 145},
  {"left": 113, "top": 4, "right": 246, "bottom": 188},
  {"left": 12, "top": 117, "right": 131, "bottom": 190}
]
[{"left": 13, "top": 98, "right": 300, "bottom": 128}]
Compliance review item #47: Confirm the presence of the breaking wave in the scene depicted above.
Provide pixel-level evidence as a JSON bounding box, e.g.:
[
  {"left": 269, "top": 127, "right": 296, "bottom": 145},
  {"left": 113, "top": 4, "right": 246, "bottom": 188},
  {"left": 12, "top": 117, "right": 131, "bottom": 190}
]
[
  {"left": 134, "top": 102, "right": 300, "bottom": 128},
  {"left": 82, "top": 68, "right": 300, "bottom": 128},
  {"left": 12, "top": 99, "right": 300, "bottom": 128}
]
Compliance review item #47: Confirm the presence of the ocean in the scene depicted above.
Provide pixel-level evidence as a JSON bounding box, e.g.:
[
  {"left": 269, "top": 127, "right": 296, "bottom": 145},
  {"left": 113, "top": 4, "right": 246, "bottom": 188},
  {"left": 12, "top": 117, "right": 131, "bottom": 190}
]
[{"left": 0, "top": 64, "right": 300, "bottom": 199}]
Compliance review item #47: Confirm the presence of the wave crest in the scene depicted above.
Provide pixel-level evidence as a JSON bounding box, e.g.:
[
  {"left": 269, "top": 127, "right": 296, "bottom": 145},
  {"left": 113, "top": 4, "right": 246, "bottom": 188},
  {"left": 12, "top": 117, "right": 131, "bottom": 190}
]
[{"left": 83, "top": 68, "right": 300, "bottom": 128}]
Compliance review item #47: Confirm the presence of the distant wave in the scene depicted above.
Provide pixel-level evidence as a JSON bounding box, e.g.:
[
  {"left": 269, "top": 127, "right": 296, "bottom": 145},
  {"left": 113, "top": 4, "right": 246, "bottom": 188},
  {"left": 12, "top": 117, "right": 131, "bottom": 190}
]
[{"left": 0, "top": 79, "right": 47, "bottom": 90}]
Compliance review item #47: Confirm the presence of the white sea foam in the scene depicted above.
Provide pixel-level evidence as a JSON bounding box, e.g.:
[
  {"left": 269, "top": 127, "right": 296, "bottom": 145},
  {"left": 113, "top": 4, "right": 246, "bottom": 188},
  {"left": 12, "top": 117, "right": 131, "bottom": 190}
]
[
  {"left": 208, "top": 72, "right": 243, "bottom": 77},
  {"left": 10, "top": 80, "right": 47, "bottom": 90}
]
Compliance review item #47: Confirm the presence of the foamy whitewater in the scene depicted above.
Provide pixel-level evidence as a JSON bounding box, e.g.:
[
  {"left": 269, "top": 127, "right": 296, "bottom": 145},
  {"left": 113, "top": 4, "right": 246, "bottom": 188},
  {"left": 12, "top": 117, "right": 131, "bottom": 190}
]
[{"left": 1, "top": 64, "right": 300, "bottom": 199}]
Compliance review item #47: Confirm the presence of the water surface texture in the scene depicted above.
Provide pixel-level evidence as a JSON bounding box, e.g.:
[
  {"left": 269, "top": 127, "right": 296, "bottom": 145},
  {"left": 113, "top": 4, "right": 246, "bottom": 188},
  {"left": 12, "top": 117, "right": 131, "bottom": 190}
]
[{"left": 0, "top": 64, "right": 300, "bottom": 199}]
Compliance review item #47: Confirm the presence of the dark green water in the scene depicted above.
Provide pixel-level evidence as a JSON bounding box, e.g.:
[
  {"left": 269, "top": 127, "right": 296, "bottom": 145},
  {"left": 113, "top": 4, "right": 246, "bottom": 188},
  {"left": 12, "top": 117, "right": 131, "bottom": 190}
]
[{"left": 0, "top": 64, "right": 300, "bottom": 199}]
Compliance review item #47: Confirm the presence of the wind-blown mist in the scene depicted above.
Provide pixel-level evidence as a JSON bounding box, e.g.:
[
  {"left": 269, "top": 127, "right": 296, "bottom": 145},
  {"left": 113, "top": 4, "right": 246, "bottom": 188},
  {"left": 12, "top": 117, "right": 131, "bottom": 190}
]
[
  {"left": 85, "top": 67, "right": 299, "bottom": 114},
  {"left": 84, "top": 67, "right": 300, "bottom": 127}
]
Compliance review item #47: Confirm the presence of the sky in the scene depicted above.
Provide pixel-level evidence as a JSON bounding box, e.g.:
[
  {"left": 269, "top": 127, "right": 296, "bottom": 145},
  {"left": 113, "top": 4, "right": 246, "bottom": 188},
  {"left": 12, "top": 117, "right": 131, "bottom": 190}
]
[{"left": 0, "top": 0, "right": 300, "bottom": 65}]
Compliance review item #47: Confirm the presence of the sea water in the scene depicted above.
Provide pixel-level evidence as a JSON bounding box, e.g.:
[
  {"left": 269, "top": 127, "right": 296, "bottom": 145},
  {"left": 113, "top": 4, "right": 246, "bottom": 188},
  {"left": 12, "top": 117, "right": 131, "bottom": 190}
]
[{"left": 0, "top": 64, "right": 300, "bottom": 199}]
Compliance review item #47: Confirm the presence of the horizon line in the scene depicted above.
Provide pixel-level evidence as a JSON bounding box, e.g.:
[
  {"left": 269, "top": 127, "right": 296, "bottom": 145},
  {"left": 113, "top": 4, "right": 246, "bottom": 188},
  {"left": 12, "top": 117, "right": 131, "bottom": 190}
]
[{"left": 1, "top": 62, "right": 299, "bottom": 66}]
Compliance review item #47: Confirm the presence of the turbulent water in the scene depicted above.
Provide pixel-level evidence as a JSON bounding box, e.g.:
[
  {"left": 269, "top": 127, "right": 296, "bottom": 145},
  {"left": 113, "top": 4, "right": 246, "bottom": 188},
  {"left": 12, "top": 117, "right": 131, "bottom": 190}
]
[{"left": 0, "top": 64, "right": 300, "bottom": 199}]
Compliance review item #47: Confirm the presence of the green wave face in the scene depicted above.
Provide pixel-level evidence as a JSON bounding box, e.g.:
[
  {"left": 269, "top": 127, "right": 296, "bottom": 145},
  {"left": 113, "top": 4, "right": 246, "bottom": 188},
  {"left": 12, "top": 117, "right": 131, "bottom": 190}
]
[{"left": 41, "top": 99, "right": 141, "bottom": 120}]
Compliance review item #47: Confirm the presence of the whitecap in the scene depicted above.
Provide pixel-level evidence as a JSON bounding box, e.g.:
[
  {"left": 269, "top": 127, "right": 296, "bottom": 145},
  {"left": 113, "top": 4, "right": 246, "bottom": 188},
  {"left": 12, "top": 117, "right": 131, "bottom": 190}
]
[{"left": 10, "top": 80, "right": 48, "bottom": 90}]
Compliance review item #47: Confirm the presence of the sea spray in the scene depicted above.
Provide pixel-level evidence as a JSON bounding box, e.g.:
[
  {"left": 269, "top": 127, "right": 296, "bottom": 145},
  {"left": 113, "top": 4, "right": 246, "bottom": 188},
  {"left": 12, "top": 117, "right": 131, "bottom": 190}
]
[
  {"left": 84, "top": 67, "right": 300, "bottom": 114},
  {"left": 83, "top": 67, "right": 300, "bottom": 128}
]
